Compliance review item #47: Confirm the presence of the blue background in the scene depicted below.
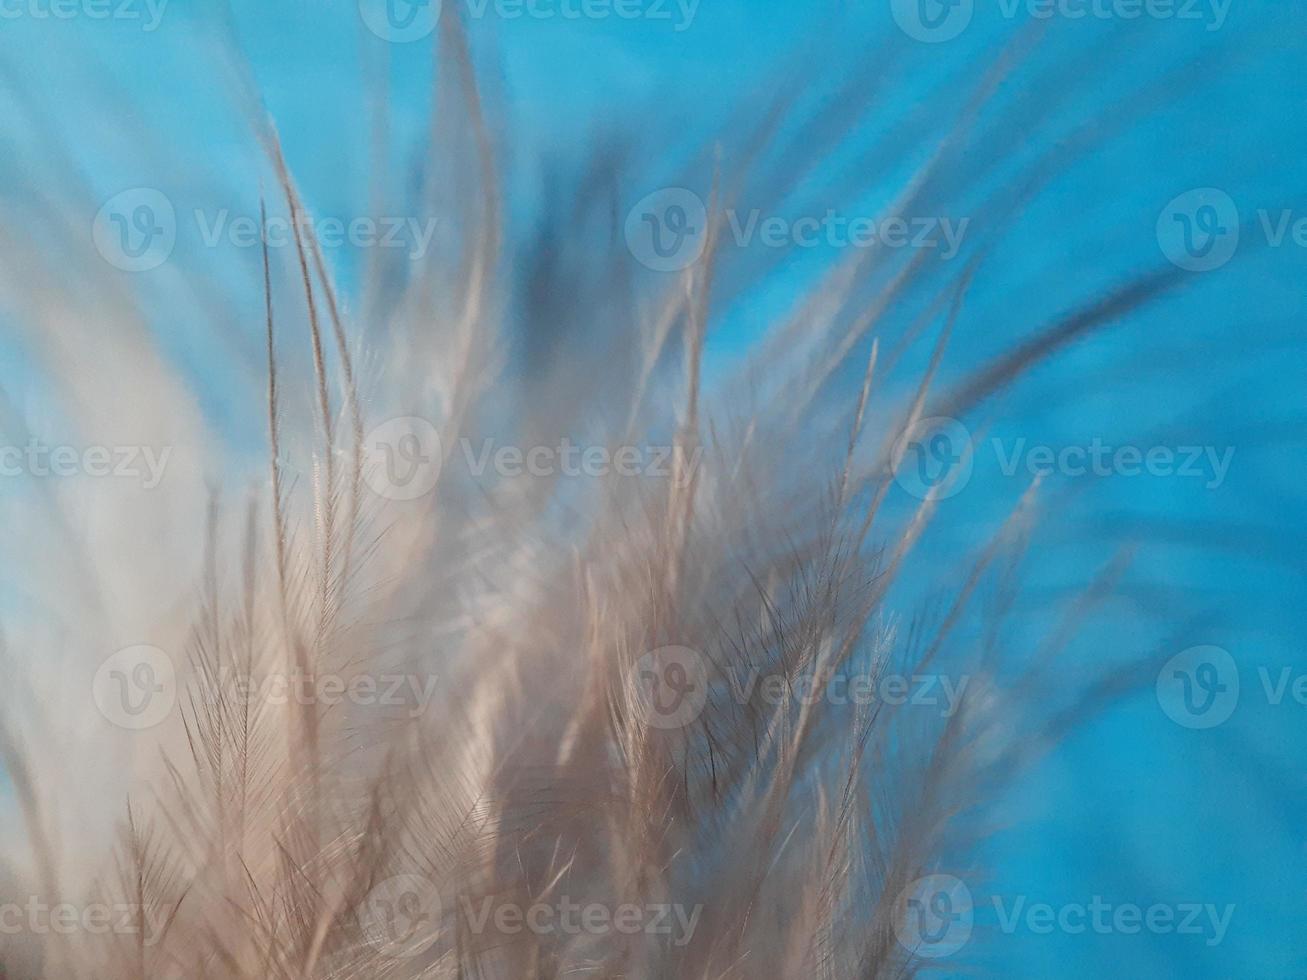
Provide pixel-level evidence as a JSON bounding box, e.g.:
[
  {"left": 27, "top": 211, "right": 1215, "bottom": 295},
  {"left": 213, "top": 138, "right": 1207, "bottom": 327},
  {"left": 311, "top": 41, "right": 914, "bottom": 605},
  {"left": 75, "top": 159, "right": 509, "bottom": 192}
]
[{"left": 1, "top": 1, "right": 1304, "bottom": 976}]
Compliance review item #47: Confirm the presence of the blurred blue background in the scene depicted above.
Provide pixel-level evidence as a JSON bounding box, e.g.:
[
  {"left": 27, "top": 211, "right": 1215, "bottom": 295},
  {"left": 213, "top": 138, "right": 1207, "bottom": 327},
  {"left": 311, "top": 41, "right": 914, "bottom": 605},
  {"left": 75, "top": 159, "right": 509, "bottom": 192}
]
[{"left": 1, "top": 0, "right": 1304, "bottom": 976}]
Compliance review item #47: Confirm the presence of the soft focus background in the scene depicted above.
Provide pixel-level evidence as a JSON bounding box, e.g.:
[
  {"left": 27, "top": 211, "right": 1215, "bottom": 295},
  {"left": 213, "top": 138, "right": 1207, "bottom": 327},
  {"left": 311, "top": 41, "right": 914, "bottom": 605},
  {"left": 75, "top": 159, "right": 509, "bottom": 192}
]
[{"left": 1, "top": 1, "right": 1303, "bottom": 976}]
